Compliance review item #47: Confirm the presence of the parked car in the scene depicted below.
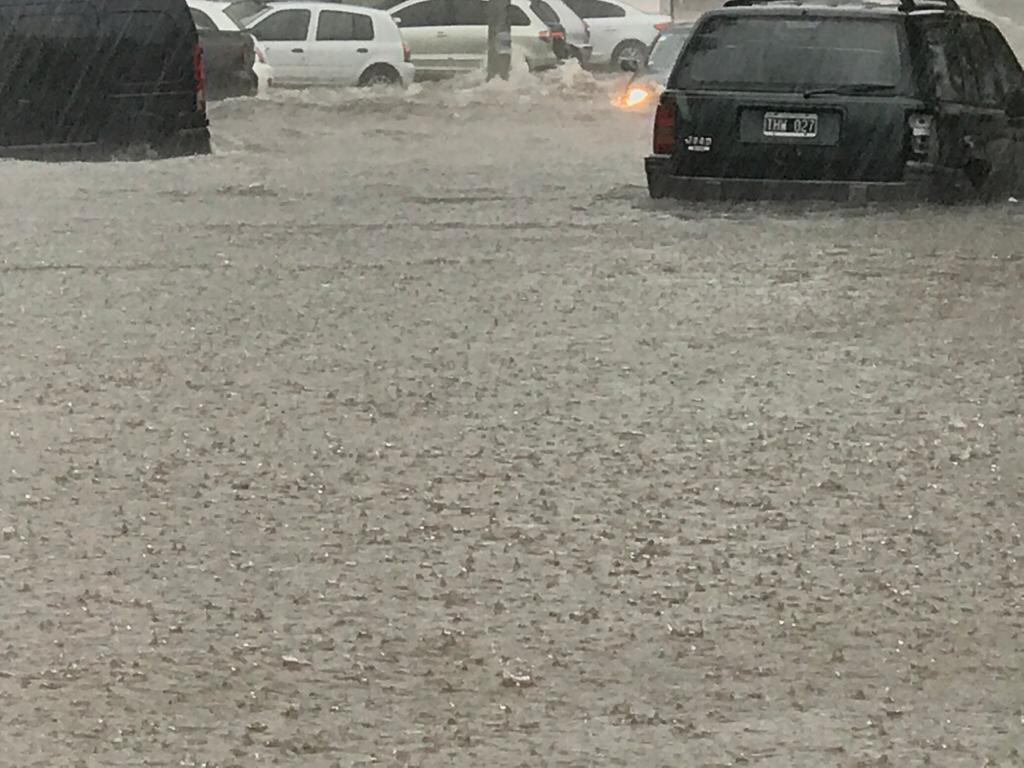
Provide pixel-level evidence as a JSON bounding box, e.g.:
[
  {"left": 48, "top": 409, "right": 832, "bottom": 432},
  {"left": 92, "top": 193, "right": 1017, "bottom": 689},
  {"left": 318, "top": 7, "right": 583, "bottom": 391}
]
[
  {"left": 645, "top": 0, "right": 1024, "bottom": 203},
  {"left": 615, "top": 20, "right": 692, "bottom": 109},
  {"left": 562, "top": 0, "right": 669, "bottom": 68},
  {"left": 529, "top": 0, "right": 592, "bottom": 64},
  {"left": 226, "top": 0, "right": 414, "bottom": 85},
  {"left": 188, "top": 0, "right": 261, "bottom": 97},
  {"left": 0, "top": 0, "right": 210, "bottom": 158},
  {"left": 388, "top": 0, "right": 559, "bottom": 78},
  {"left": 190, "top": 0, "right": 275, "bottom": 92}
]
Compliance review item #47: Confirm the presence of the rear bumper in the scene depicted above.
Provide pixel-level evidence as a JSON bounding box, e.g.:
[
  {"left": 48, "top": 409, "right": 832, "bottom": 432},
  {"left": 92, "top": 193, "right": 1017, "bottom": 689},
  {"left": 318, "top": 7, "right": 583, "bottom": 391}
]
[
  {"left": 0, "top": 126, "right": 211, "bottom": 162},
  {"left": 569, "top": 44, "right": 592, "bottom": 66},
  {"left": 395, "top": 62, "right": 416, "bottom": 87},
  {"left": 206, "top": 70, "right": 259, "bottom": 100},
  {"left": 645, "top": 156, "right": 972, "bottom": 203}
]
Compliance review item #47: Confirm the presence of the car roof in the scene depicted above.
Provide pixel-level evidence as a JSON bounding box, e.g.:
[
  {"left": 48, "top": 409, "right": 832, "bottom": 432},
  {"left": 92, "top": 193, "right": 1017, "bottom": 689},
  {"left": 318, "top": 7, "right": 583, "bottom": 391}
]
[
  {"left": 262, "top": 0, "right": 391, "bottom": 14},
  {"left": 709, "top": 0, "right": 967, "bottom": 18},
  {"left": 0, "top": 0, "right": 190, "bottom": 10}
]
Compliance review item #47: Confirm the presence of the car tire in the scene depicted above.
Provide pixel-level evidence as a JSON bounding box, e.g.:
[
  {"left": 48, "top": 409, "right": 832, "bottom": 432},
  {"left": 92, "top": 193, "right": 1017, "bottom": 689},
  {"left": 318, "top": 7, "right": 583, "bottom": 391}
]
[
  {"left": 359, "top": 64, "right": 402, "bottom": 87},
  {"left": 612, "top": 39, "right": 647, "bottom": 69}
]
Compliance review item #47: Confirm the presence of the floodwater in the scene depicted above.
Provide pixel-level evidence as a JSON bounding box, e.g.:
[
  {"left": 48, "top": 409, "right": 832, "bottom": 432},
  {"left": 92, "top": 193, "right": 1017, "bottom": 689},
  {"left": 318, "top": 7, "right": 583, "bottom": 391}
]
[{"left": 3, "top": 11, "right": 1024, "bottom": 768}]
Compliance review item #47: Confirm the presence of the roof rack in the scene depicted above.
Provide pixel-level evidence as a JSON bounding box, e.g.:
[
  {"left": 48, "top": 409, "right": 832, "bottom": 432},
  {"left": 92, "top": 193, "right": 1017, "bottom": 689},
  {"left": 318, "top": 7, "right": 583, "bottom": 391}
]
[{"left": 721, "top": 0, "right": 961, "bottom": 10}]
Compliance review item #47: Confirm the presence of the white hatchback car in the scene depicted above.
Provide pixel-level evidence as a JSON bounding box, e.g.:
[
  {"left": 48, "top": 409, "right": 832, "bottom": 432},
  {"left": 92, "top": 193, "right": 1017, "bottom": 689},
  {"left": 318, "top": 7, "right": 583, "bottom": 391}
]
[
  {"left": 227, "top": 0, "right": 415, "bottom": 85},
  {"left": 562, "top": 0, "right": 668, "bottom": 68},
  {"left": 388, "top": 0, "right": 558, "bottom": 78}
]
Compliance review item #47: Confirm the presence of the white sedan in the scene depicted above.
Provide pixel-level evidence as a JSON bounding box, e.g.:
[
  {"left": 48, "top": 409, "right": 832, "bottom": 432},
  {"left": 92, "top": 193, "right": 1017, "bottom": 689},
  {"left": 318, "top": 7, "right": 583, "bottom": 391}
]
[
  {"left": 562, "top": 0, "right": 669, "bottom": 68},
  {"left": 226, "top": 0, "right": 415, "bottom": 86}
]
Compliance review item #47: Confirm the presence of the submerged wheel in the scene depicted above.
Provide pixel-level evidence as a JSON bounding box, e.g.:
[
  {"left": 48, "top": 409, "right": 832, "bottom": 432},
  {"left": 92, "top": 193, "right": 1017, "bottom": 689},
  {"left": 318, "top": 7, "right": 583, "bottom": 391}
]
[
  {"left": 359, "top": 65, "right": 401, "bottom": 87},
  {"left": 612, "top": 40, "right": 647, "bottom": 69}
]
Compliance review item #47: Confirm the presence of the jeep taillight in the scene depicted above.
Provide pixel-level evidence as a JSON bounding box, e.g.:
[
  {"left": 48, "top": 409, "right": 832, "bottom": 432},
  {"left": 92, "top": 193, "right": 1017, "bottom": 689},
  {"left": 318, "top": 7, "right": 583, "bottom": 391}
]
[
  {"left": 653, "top": 101, "right": 676, "bottom": 155},
  {"left": 193, "top": 42, "right": 207, "bottom": 112},
  {"left": 907, "top": 112, "right": 934, "bottom": 160}
]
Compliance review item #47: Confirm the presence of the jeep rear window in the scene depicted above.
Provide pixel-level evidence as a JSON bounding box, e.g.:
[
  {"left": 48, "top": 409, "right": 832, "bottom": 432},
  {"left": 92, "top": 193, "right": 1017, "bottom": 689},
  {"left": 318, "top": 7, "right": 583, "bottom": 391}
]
[
  {"left": 105, "top": 10, "right": 193, "bottom": 84},
  {"left": 672, "top": 15, "right": 906, "bottom": 92}
]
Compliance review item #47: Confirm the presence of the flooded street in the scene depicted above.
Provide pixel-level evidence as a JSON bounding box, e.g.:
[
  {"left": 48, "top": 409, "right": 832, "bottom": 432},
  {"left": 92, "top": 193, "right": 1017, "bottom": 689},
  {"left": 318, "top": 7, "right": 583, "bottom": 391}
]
[{"left": 3, "top": 57, "right": 1024, "bottom": 767}]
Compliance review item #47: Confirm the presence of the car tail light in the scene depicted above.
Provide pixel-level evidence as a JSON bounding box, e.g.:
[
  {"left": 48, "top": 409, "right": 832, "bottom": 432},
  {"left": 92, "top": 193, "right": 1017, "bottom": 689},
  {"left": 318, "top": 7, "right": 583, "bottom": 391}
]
[
  {"left": 654, "top": 21, "right": 671, "bottom": 31},
  {"left": 907, "top": 112, "right": 934, "bottom": 160},
  {"left": 193, "top": 42, "right": 207, "bottom": 112},
  {"left": 653, "top": 100, "right": 676, "bottom": 154},
  {"left": 539, "top": 29, "right": 565, "bottom": 42},
  {"left": 402, "top": 41, "right": 411, "bottom": 62},
  {"left": 252, "top": 36, "right": 267, "bottom": 64}
]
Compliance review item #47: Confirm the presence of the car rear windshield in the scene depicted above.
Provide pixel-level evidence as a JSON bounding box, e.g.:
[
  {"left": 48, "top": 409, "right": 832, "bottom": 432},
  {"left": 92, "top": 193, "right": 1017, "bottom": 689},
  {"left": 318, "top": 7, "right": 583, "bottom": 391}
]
[
  {"left": 646, "top": 26, "right": 692, "bottom": 73},
  {"left": 225, "top": 0, "right": 270, "bottom": 26},
  {"left": 530, "top": 1, "right": 560, "bottom": 25},
  {"left": 671, "top": 15, "right": 906, "bottom": 91}
]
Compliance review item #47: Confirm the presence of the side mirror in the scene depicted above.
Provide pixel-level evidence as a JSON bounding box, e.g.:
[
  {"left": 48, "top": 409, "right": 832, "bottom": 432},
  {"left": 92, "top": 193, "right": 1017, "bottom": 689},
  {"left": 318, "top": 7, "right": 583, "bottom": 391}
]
[
  {"left": 1007, "top": 87, "right": 1024, "bottom": 119},
  {"left": 392, "top": 15, "right": 402, "bottom": 25},
  {"left": 620, "top": 58, "right": 638, "bottom": 73}
]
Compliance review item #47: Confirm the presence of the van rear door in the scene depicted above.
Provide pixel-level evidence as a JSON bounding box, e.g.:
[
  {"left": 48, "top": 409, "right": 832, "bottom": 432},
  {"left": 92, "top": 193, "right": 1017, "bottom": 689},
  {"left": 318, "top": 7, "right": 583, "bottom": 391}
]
[
  {"left": 0, "top": 1, "right": 107, "bottom": 147},
  {"left": 101, "top": 0, "right": 201, "bottom": 134}
]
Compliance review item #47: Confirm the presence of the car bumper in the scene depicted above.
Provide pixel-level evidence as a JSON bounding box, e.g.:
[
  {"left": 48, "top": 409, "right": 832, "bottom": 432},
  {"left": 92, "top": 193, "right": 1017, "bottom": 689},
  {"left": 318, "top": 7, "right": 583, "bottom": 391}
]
[
  {"left": 395, "top": 62, "right": 416, "bottom": 87},
  {"left": 0, "top": 127, "right": 211, "bottom": 161},
  {"left": 253, "top": 61, "right": 274, "bottom": 93},
  {"left": 645, "top": 157, "right": 975, "bottom": 204},
  {"left": 569, "top": 44, "right": 592, "bottom": 66},
  {"left": 206, "top": 71, "right": 259, "bottom": 101}
]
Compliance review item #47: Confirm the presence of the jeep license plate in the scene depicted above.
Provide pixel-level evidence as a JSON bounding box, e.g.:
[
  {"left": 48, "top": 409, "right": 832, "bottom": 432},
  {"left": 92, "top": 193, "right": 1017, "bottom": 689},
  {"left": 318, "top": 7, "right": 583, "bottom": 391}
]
[{"left": 763, "top": 112, "right": 818, "bottom": 138}]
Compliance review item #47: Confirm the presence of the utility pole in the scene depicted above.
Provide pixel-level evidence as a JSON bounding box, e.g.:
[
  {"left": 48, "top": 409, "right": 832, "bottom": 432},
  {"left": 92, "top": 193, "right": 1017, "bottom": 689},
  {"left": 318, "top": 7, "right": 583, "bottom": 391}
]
[{"left": 487, "top": 0, "right": 511, "bottom": 80}]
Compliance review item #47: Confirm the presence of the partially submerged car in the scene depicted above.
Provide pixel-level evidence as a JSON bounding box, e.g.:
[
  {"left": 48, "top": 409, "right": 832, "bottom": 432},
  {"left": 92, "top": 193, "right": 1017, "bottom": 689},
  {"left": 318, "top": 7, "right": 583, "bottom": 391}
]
[
  {"left": 615, "top": 21, "right": 693, "bottom": 109},
  {"left": 0, "top": 0, "right": 211, "bottom": 159},
  {"left": 645, "top": 0, "right": 1024, "bottom": 203}
]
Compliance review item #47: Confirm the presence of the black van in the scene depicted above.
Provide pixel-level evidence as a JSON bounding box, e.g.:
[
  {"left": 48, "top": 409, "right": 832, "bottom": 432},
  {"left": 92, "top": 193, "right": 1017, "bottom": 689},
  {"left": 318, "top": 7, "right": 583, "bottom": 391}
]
[
  {"left": 645, "top": 0, "right": 1024, "bottom": 203},
  {"left": 0, "top": 0, "right": 211, "bottom": 159}
]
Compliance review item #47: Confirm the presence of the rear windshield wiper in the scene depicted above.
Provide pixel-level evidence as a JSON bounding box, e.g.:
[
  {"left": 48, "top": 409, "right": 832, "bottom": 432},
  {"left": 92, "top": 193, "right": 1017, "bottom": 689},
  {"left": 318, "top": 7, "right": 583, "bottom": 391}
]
[{"left": 803, "top": 84, "right": 896, "bottom": 98}]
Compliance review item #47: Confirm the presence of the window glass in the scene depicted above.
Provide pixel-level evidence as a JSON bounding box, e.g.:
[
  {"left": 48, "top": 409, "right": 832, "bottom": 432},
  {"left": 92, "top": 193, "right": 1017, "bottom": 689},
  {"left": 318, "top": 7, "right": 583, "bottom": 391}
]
[
  {"left": 509, "top": 5, "right": 529, "bottom": 25},
  {"left": 530, "top": 0, "right": 559, "bottom": 25},
  {"left": 565, "top": 0, "right": 623, "bottom": 18},
  {"left": 225, "top": 0, "right": 269, "bottom": 27},
  {"left": 646, "top": 25, "right": 692, "bottom": 72},
  {"left": 190, "top": 8, "right": 216, "bottom": 29},
  {"left": 588, "top": 0, "right": 624, "bottom": 18},
  {"left": 396, "top": 0, "right": 448, "bottom": 26},
  {"left": 317, "top": 10, "right": 373, "bottom": 40},
  {"left": 105, "top": 10, "right": 193, "bottom": 82},
  {"left": 922, "top": 21, "right": 972, "bottom": 102},
  {"left": 979, "top": 20, "right": 1024, "bottom": 99},
  {"left": 451, "top": 0, "right": 486, "bottom": 25},
  {"left": 961, "top": 20, "right": 1000, "bottom": 106},
  {"left": 250, "top": 9, "right": 310, "bottom": 41},
  {"left": 673, "top": 15, "right": 904, "bottom": 91}
]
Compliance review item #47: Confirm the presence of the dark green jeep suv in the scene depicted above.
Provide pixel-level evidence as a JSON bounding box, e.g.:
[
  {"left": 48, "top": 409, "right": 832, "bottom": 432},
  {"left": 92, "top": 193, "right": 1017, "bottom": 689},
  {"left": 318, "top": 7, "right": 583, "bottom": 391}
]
[{"left": 644, "top": 0, "right": 1024, "bottom": 202}]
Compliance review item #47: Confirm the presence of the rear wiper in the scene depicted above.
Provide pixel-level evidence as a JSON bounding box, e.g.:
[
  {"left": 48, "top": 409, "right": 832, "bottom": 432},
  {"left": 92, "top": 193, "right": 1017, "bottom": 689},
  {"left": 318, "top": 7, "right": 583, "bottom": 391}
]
[{"left": 803, "top": 83, "right": 896, "bottom": 98}]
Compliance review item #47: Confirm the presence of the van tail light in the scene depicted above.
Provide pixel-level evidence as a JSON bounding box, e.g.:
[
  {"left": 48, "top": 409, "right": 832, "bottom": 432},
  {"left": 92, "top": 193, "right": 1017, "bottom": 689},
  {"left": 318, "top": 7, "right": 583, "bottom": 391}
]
[
  {"left": 402, "top": 41, "right": 411, "bottom": 62},
  {"left": 907, "top": 112, "right": 934, "bottom": 160},
  {"left": 193, "top": 42, "right": 207, "bottom": 112},
  {"left": 653, "top": 100, "right": 676, "bottom": 154}
]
